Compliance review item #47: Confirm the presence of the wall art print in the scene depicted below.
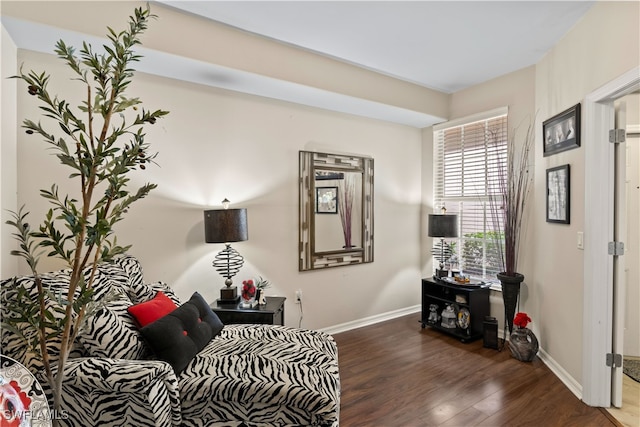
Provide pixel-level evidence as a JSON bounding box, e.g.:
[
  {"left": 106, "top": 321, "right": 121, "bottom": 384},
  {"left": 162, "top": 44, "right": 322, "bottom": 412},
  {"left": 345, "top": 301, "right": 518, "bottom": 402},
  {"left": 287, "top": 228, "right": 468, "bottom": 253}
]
[
  {"left": 543, "top": 103, "right": 581, "bottom": 157},
  {"left": 315, "top": 186, "right": 338, "bottom": 214},
  {"left": 546, "top": 164, "right": 570, "bottom": 224}
]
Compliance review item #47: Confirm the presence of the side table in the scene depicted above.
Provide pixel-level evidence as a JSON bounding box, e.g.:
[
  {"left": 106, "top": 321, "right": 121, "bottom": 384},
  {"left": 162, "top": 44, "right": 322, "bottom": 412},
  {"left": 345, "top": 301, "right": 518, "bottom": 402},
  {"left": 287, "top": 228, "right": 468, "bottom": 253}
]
[
  {"left": 421, "top": 277, "right": 490, "bottom": 343},
  {"left": 211, "top": 296, "right": 286, "bottom": 326}
]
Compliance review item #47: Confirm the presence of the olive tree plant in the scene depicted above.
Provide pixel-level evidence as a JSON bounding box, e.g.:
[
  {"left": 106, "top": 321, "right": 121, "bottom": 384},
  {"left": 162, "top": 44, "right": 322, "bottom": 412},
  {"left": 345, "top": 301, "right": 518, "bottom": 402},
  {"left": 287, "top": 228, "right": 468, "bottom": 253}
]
[{"left": 3, "top": 5, "right": 168, "bottom": 417}]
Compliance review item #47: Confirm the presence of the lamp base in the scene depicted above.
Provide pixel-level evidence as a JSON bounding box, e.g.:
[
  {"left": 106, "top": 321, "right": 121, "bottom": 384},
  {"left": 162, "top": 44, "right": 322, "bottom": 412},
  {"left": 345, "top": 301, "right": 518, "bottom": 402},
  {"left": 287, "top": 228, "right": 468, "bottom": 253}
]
[
  {"left": 435, "top": 269, "right": 449, "bottom": 278},
  {"left": 218, "top": 286, "right": 240, "bottom": 304}
]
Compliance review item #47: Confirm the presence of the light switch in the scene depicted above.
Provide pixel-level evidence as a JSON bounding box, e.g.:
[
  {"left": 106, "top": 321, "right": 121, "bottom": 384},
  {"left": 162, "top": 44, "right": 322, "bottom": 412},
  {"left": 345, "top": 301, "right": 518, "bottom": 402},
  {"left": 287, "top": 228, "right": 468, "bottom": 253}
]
[{"left": 577, "top": 232, "right": 584, "bottom": 250}]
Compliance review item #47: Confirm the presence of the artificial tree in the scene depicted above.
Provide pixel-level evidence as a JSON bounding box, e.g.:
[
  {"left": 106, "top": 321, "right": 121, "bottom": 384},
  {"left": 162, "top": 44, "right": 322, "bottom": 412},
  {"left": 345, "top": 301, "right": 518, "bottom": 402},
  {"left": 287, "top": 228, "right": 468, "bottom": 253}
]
[{"left": 3, "top": 5, "right": 168, "bottom": 419}]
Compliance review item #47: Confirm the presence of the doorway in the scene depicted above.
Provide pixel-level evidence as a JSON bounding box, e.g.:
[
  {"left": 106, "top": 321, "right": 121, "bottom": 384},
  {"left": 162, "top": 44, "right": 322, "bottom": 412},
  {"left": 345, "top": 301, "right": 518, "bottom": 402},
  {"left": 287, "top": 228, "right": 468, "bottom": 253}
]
[
  {"left": 582, "top": 66, "right": 640, "bottom": 408},
  {"left": 605, "top": 94, "right": 640, "bottom": 426}
]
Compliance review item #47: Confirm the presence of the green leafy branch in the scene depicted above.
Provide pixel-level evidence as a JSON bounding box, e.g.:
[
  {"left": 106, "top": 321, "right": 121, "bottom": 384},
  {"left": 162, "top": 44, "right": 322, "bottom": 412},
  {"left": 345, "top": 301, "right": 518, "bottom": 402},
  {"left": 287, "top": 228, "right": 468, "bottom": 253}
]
[{"left": 3, "top": 5, "right": 168, "bottom": 416}]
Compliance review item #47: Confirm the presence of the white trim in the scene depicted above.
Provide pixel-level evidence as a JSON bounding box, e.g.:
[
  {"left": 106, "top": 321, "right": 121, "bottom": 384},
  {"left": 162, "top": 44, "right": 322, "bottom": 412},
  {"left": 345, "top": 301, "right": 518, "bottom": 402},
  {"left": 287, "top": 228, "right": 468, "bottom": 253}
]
[
  {"left": 322, "top": 307, "right": 585, "bottom": 404},
  {"left": 320, "top": 305, "right": 421, "bottom": 335},
  {"left": 432, "top": 106, "right": 508, "bottom": 131},
  {"left": 583, "top": 65, "right": 640, "bottom": 407},
  {"left": 538, "top": 347, "right": 583, "bottom": 400}
]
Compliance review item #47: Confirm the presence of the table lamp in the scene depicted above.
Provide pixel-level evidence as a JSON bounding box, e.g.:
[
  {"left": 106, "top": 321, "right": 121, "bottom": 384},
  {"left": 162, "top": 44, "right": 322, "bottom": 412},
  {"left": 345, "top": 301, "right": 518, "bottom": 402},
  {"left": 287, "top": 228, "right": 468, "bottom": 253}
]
[
  {"left": 428, "top": 207, "right": 458, "bottom": 278},
  {"left": 204, "top": 199, "right": 248, "bottom": 303}
]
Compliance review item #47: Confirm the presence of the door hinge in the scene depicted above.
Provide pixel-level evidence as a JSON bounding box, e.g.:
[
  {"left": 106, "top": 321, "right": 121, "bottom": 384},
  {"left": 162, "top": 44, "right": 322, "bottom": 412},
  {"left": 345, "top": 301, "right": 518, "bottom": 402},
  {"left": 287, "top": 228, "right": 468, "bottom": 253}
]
[
  {"left": 609, "top": 129, "right": 626, "bottom": 144},
  {"left": 608, "top": 241, "right": 625, "bottom": 256},
  {"left": 606, "top": 353, "right": 623, "bottom": 368}
]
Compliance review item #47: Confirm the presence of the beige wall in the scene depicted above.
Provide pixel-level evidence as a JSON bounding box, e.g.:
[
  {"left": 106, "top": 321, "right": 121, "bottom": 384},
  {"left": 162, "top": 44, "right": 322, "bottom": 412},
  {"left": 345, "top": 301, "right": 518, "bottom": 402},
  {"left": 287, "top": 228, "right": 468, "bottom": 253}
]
[
  {"left": 10, "top": 49, "right": 425, "bottom": 329},
  {"left": 534, "top": 1, "right": 639, "bottom": 383},
  {"left": 0, "top": 24, "right": 18, "bottom": 278},
  {"left": 0, "top": 1, "right": 448, "bottom": 122},
  {"left": 428, "top": 65, "right": 537, "bottom": 332},
  {"left": 2, "top": 0, "right": 639, "bottom": 394},
  {"left": 422, "top": 0, "right": 639, "bottom": 388}
]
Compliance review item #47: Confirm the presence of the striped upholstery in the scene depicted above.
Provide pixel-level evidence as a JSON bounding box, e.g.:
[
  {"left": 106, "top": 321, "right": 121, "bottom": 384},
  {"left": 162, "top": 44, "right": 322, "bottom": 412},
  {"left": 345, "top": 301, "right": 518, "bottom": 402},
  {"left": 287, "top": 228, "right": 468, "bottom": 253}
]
[
  {"left": 1, "top": 255, "right": 340, "bottom": 426},
  {"left": 180, "top": 324, "right": 340, "bottom": 426}
]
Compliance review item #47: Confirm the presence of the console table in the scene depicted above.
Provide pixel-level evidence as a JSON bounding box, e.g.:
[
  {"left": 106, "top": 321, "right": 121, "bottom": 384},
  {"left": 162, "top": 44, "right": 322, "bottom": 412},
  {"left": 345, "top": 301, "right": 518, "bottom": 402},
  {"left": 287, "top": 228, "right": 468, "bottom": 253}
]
[
  {"left": 421, "top": 277, "right": 490, "bottom": 343},
  {"left": 211, "top": 296, "right": 286, "bottom": 326}
]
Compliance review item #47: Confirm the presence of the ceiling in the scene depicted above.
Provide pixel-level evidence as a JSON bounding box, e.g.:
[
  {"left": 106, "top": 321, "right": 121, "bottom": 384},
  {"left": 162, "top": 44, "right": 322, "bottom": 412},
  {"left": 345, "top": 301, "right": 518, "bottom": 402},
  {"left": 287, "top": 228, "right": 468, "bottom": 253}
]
[
  {"left": 3, "top": 1, "right": 595, "bottom": 127},
  {"left": 159, "top": 1, "right": 595, "bottom": 94}
]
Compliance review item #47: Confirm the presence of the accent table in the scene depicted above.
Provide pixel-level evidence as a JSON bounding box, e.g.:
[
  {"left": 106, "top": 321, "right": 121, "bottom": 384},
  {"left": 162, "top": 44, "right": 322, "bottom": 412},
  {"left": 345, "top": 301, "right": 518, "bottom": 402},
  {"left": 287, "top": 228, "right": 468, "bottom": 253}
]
[
  {"left": 210, "top": 296, "right": 286, "bottom": 326},
  {"left": 421, "top": 277, "right": 490, "bottom": 343}
]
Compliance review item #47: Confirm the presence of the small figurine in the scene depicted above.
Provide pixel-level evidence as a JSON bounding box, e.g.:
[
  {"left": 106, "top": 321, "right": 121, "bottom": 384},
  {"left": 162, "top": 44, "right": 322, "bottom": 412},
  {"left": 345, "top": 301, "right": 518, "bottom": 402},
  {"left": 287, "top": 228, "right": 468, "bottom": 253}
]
[
  {"left": 441, "top": 304, "right": 457, "bottom": 329},
  {"left": 427, "top": 304, "right": 440, "bottom": 324}
]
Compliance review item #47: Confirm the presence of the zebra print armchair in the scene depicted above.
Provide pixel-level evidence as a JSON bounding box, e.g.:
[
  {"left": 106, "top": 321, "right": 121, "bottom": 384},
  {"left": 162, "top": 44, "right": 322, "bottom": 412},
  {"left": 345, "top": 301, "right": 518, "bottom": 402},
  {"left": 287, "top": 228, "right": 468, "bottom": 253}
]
[{"left": 1, "top": 256, "right": 340, "bottom": 426}]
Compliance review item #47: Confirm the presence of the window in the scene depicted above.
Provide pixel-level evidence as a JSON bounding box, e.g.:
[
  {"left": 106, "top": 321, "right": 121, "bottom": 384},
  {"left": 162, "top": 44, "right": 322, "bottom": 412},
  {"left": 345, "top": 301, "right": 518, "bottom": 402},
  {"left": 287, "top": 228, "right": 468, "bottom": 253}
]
[{"left": 433, "top": 108, "right": 507, "bottom": 282}]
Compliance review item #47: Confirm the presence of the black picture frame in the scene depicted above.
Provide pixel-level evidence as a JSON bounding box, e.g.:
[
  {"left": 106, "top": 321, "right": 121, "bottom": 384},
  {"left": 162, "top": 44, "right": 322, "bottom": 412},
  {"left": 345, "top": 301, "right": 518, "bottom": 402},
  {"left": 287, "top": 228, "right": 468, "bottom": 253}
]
[
  {"left": 546, "top": 164, "right": 570, "bottom": 224},
  {"left": 316, "top": 186, "right": 338, "bottom": 214},
  {"left": 543, "top": 103, "right": 581, "bottom": 157}
]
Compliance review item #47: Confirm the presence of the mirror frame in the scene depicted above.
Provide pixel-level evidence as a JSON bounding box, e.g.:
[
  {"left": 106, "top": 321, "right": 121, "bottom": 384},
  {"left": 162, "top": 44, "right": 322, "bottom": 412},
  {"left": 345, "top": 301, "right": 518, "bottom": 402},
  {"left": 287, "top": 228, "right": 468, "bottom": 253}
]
[{"left": 299, "top": 150, "right": 374, "bottom": 271}]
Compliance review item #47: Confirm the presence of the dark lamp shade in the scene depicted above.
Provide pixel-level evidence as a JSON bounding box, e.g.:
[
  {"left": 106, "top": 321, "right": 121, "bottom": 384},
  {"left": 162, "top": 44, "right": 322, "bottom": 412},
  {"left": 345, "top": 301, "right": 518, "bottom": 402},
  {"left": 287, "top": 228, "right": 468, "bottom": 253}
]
[
  {"left": 204, "top": 209, "right": 248, "bottom": 243},
  {"left": 428, "top": 214, "right": 459, "bottom": 238}
]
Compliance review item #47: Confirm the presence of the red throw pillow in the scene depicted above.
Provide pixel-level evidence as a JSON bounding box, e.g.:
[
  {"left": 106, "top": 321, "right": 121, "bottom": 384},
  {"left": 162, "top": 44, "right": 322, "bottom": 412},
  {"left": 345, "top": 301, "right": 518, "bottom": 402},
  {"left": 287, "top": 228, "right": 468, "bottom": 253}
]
[{"left": 128, "top": 291, "right": 178, "bottom": 327}]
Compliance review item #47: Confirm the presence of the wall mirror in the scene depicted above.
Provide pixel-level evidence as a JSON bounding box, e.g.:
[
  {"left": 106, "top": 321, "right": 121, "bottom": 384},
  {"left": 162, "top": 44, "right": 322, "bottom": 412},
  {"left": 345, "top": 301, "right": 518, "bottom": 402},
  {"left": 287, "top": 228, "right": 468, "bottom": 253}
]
[{"left": 299, "top": 150, "right": 374, "bottom": 270}]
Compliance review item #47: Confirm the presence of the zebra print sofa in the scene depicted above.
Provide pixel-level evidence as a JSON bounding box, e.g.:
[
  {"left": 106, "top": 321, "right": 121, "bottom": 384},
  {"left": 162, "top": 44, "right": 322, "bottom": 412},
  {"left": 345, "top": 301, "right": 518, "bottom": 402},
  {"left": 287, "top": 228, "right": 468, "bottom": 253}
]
[{"left": 1, "top": 255, "right": 340, "bottom": 426}]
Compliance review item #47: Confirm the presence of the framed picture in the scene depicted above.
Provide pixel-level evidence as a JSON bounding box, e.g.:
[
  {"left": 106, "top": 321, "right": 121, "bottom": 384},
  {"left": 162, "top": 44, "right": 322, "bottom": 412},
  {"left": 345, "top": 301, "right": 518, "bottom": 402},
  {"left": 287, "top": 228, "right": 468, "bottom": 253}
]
[
  {"left": 543, "top": 103, "right": 580, "bottom": 157},
  {"left": 316, "top": 186, "right": 338, "bottom": 214},
  {"left": 546, "top": 164, "right": 570, "bottom": 224}
]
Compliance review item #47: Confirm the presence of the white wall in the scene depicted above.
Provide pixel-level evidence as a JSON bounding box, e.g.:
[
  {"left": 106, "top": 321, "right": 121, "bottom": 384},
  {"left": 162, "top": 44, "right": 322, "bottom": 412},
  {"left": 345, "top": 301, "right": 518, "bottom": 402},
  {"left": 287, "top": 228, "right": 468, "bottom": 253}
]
[
  {"left": 11, "top": 49, "right": 424, "bottom": 330},
  {"left": 534, "top": 1, "right": 639, "bottom": 383}
]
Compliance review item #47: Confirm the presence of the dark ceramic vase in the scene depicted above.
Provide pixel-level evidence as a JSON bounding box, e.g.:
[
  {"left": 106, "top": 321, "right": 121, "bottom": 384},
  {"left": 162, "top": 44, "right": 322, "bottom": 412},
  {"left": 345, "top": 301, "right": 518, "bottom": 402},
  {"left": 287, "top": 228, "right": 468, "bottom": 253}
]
[
  {"left": 497, "top": 272, "right": 524, "bottom": 334},
  {"left": 509, "top": 327, "right": 539, "bottom": 362}
]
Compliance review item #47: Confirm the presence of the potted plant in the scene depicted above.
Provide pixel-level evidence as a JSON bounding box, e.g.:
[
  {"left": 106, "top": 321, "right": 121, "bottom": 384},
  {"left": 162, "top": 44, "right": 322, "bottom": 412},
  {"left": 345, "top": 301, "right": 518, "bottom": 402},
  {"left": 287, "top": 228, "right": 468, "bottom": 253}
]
[
  {"left": 509, "top": 312, "right": 539, "bottom": 362},
  {"left": 489, "top": 119, "right": 534, "bottom": 334},
  {"left": 3, "top": 5, "right": 168, "bottom": 420},
  {"left": 431, "top": 240, "right": 455, "bottom": 277}
]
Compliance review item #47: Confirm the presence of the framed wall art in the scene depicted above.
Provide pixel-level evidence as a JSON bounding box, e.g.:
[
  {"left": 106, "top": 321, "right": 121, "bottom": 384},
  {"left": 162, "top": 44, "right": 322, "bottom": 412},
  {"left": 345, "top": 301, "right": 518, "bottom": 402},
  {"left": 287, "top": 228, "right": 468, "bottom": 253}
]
[
  {"left": 543, "top": 103, "right": 580, "bottom": 157},
  {"left": 315, "top": 186, "right": 338, "bottom": 214},
  {"left": 546, "top": 164, "right": 570, "bottom": 224}
]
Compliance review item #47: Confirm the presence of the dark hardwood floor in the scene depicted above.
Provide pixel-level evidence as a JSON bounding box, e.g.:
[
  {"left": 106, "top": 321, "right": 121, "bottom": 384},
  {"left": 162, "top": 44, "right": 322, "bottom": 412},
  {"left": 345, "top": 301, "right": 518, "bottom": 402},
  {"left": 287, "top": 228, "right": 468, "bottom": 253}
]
[{"left": 333, "top": 314, "right": 619, "bottom": 427}]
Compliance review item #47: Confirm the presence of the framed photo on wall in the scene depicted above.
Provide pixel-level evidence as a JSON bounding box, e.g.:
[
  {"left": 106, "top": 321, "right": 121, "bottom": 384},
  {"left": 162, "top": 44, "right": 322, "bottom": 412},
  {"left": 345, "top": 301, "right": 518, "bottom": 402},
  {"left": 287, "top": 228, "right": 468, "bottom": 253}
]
[
  {"left": 543, "top": 103, "right": 581, "bottom": 157},
  {"left": 316, "top": 186, "right": 338, "bottom": 214},
  {"left": 546, "top": 164, "right": 570, "bottom": 224}
]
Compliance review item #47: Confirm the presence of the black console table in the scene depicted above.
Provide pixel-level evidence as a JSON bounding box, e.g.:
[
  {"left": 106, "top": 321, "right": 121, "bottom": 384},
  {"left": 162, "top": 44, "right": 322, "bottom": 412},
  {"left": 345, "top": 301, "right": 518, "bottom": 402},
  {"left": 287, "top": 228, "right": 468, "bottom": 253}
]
[
  {"left": 421, "top": 277, "right": 490, "bottom": 343},
  {"left": 211, "top": 296, "right": 286, "bottom": 326}
]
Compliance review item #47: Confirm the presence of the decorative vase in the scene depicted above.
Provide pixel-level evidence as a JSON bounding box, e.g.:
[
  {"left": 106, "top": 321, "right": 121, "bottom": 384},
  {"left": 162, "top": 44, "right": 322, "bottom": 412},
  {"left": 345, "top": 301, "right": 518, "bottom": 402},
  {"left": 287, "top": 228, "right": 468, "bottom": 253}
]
[
  {"left": 509, "top": 327, "right": 539, "bottom": 362},
  {"left": 497, "top": 272, "right": 524, "bottom": 334},
  {"left": 241, "top": 284, "right": 257, "bottom": 307},
  {"left": 257, "top": 289, "right": 267, "bottom": 305}
]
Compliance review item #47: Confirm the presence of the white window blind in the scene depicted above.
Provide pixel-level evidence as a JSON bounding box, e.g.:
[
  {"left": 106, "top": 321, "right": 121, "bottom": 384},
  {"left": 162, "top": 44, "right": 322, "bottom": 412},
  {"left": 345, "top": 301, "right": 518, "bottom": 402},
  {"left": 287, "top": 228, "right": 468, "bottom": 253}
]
[{"left": 433, "top": 110, "right": 507, "bottom": 281}]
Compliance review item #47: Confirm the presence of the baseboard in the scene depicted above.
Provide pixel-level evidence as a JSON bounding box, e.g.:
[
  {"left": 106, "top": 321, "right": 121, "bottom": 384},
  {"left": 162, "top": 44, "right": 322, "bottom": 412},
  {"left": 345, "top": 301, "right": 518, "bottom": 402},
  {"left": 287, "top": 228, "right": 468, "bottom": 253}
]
[
  {"left": 322, "top": 307, "right": 583, "bottom": 402},
  {"left": 536, "top": 347, "right": 583, "bottom": 400},
  {"left": 320, "top": 305, "right": 421, "bottom": 335}
]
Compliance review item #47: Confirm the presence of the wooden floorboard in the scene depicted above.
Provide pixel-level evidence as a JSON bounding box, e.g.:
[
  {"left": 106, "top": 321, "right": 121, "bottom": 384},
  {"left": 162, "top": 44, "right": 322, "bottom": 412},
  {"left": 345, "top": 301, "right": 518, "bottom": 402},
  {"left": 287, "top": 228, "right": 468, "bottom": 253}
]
[{"left": 333, "top": 314, "right": 617, "bottom": 426}]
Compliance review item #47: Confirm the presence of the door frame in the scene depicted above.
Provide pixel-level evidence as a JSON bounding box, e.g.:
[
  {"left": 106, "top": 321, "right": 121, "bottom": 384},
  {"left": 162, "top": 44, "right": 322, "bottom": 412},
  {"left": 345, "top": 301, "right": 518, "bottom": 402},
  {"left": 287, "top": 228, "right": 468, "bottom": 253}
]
[{"left": 582, "top": 65, "right": 640, "bottom": 406}]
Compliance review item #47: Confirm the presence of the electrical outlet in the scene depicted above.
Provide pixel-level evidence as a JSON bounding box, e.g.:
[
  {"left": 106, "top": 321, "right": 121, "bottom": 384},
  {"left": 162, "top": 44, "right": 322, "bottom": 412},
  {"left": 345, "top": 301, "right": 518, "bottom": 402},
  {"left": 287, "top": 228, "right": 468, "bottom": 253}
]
[{"left": 295, "top": 289, "right": 302, "bottom": 304}]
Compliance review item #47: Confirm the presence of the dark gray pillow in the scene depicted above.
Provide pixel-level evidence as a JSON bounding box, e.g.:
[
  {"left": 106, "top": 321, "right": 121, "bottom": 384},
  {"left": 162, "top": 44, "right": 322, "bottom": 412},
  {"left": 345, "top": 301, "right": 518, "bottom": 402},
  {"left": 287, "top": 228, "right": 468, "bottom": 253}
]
[{"left": 140, "top": 292, "right": 223, "bottom": 373}]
